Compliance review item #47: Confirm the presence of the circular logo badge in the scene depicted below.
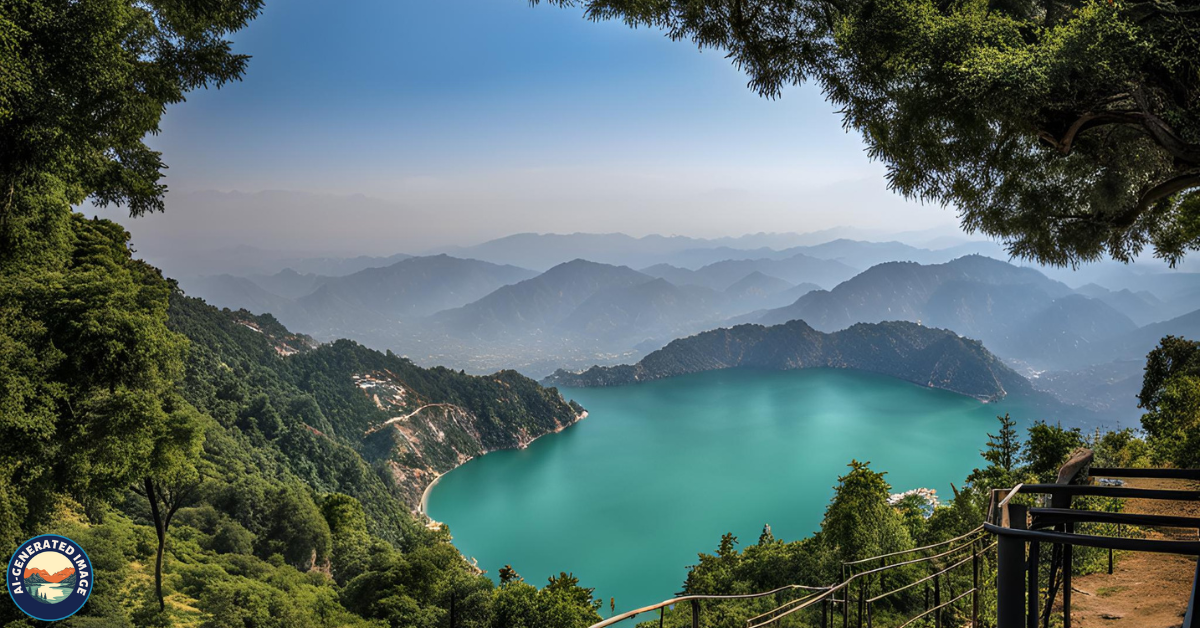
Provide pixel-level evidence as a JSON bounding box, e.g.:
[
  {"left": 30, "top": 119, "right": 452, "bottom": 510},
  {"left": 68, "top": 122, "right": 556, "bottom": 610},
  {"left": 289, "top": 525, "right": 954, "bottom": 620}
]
[{"left": 6, "top": 535, "right": 93, "bottom": 621}]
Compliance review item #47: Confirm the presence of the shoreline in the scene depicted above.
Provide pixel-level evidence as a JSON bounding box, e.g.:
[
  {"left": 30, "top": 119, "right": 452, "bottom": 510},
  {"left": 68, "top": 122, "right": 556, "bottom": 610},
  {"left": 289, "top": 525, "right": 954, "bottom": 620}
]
[
  {"left": 419, "top": 471, "right": 444, "bottom": 519},
  {"left": 418, "top": 409, "right": 589, "bottom": 522}
]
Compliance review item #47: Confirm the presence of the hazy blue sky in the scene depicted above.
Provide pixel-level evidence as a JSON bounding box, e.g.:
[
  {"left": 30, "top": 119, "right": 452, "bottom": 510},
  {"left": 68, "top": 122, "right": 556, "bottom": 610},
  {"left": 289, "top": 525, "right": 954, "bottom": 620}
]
[{"left": 98, "top": 0, "right": 965, "bottom": 257}]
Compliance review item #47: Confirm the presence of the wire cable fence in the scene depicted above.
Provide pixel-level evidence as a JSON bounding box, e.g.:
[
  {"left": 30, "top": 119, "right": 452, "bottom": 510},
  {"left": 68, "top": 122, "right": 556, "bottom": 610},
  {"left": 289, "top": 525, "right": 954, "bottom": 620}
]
[
  {"left": 589, "top": 455, "right": 1200, "bottom": 628},
  {"left": 586, "top": 527, "right": 996, "bottom": 628}
]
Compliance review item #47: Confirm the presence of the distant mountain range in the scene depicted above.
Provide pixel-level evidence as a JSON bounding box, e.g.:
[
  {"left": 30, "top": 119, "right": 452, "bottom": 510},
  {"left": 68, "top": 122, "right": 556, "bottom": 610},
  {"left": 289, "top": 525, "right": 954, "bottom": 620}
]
[
  {"left": 640, "top": 252, "right": 858, "bottom": 291},
  {"left": 169, "top": 234, "right": 1200, "bottom": 422},
  {"left": 755, "top": 256, "right": 1139, "bottom": 369},
  {"left": 428, "top": 232, "right": 1003, "bottom": 272},
  {"left": 432, "top": 260, "right": 652, "bottom": 339},
  {"left": 23, "top": 567, "right": 75, "bottom": 584},
  {"left": 543, "top": 320, "right": 1033, "bottom": 402},
  {"left": 183, "top": 255, "right": 536, "bottom": 340},
  {"left": 294, "top": 255, "right": 535, "bottom": 328}
]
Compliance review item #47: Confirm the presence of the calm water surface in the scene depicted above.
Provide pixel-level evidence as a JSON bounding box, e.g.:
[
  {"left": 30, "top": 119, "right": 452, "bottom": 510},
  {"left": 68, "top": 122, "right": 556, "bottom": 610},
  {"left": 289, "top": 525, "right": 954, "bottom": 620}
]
[{"left": 427, "top": 368, "right": 1041, "bottom": 618}]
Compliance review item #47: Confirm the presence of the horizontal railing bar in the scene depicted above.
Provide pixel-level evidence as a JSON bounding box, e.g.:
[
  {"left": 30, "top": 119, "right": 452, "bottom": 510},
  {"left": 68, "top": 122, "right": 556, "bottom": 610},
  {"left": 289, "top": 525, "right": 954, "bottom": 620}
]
[
  {"left": 747, "top": 581, "right": 857, "bottom": 625},
  {"left": 597, "top": 529, "right": 996, "bottom": 628},
  {"left": 998, "top": 483, "right": 1024, "bottom": 510},
  {"left": 749, "top": 538, "right": 998, "bottom": 628},
  {"left": 867, "top": 541, "right": 997, "bottom": 604},
  {"left": 1090, "top": 467, "right": 1200, "bottom": 480},
  {"left": 843, "top": 526, "right": 984, "bottom": 566},
  {"left": 1016, "top": 484, "right": 1200, "bottom": 501},
  {"left": 587, "top": 585, "right": 830, "bottom": 628},
  {"left": 747, "top": 591, "right": 834, "bottom": 628},
  {"left": 895, "top": 589, "right": 975, "bottom": 628},
  {"left": 984, "top": 523, "right": 1200, "bottom": 555},
  {"left": 1031, "top": 507, "right": 1200, "bottom": 529},
  {"left": 750, "top": 536, "right": 995, "bottom": 627},
  {"left": 748, "top": 591, "right": 825, "bottom": 622},
  {"left": 868, "top": 554, "right": 972, "bottom": 603},
  {"left": 852, "top": 535, "right": 984, "bottom": 578}
]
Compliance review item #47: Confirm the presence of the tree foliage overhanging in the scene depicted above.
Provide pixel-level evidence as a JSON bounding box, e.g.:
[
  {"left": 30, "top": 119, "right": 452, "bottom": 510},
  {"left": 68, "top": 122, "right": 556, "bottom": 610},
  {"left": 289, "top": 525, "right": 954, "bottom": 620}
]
[
  {"left": 538, "top": 0, "right": 1200, "bottom": 267},
  {"left": 0, "top": 0, "right": 263, "bottom": 229}
]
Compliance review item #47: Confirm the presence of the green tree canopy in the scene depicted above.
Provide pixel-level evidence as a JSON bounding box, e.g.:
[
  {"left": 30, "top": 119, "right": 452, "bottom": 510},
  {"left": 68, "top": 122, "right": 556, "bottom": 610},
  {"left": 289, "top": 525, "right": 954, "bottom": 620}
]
[
  {"left": 1139, "top": 335, "right": 1200, "bottom": 467},
  {"left": 539, "top": 0, "right": 1200, "bottom": 266},
  {"left": 819, "top": 460, "right": 912, "bottom": 562},
  {"left": 1023, "top": 421, "right": 1085, "bottom": 481},
  {"left": 983, "top": 413, "right": 1021, "bottom": 472},
  {"left": 0, "top": 0, "right": 262, "bottom": 242}
]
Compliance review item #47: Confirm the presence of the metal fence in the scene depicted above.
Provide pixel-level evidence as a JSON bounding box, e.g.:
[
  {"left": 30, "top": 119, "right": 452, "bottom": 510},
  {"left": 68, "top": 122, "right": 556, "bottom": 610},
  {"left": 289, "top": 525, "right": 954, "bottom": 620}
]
[
  {"left": 987, "top": 462, "right": 1200, "bottom": 628},
  {"left": 586, "top": 454, "right": 1200, "bottom": 628}
]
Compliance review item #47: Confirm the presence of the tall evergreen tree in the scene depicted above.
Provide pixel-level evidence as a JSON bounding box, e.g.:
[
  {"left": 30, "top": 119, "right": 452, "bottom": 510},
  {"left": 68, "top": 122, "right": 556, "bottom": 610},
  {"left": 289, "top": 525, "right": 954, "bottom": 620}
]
[{"left": 984, "top": 413, "right": 1021, "bottom": 472}]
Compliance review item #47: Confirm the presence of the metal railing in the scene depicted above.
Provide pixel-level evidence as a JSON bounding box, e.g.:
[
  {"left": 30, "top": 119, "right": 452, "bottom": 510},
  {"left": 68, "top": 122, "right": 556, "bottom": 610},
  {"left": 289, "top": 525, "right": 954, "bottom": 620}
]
[
  {"left": 587, "top": 584, "right": 832, "bottom": 628},
  {"left": 587, "top": 526, "right": 993, "bottom": 628},
  {"left": 987, "top": 455, "right": 1200, "bottom": 628},
  {"left": 586, "top": 457, "right": 1200, "bottom": 628}
]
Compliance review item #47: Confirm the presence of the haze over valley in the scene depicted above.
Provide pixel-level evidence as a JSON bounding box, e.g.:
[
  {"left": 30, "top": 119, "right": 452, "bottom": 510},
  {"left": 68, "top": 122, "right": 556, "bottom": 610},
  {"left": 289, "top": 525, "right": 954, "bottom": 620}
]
[{"left": 160, "top": 228, "right": 1200, "bottom": 425}]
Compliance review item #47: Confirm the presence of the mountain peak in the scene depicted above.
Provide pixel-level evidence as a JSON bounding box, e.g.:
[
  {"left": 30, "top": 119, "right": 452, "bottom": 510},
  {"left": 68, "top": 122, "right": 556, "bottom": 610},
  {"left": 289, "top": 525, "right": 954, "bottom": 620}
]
[{"left": 24, "top": 567, "right": 76, "bottom": 583}]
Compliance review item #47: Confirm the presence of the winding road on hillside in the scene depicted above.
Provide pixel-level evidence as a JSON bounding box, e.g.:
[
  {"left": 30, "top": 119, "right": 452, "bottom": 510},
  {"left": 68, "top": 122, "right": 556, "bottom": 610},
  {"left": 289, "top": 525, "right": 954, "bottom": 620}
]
[{"left": 364, "top": 403, "right": 459, "bottom": 435}]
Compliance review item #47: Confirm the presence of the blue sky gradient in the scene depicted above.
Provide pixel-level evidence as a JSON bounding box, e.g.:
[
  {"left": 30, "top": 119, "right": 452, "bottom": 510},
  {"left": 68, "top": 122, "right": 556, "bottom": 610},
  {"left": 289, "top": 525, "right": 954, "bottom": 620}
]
[{"left": 107, "top": 0, "right": 962, "bottom": 255}]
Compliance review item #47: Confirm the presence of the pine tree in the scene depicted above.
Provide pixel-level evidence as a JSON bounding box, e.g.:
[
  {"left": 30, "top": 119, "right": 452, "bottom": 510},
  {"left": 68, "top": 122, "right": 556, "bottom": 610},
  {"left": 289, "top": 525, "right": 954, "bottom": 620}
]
[{"left": 983, "top": 414, "right": 1021, "bottom": 472}]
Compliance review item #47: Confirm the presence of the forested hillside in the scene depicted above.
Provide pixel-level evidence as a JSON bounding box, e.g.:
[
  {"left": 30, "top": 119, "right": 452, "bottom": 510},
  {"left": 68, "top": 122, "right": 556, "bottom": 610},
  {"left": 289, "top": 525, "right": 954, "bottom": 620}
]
[
  {"left": 170, "top": 294, "right": 585, "bottom": 511},
  {"left": 1, "top": 214, "right": 600, "bottom": 627},
  {"left": 544, "top": 320, "right": 1033, "bottom": 401}
]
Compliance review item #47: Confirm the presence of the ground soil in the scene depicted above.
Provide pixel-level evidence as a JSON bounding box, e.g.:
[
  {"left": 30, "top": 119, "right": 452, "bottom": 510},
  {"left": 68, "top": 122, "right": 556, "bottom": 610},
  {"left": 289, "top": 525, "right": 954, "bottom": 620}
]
[{"left": 1063, "top": 477, "right": 1198, "bottom": 628}]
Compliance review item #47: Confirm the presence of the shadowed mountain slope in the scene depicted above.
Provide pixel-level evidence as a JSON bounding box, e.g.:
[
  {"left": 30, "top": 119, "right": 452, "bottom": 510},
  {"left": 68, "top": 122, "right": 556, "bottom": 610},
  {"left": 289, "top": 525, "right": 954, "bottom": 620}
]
[{"left": 544, "top": 319, "right": 1033, "bottom": 401}]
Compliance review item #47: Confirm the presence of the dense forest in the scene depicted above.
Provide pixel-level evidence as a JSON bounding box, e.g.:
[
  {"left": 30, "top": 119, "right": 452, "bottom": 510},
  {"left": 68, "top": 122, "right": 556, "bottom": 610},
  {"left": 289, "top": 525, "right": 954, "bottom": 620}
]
[
  {"left": 4, "top": 0, "right": 1200, "bottom": 626},
  {"left": 0, "top": 211, "right": 604, "bottom": 627}
]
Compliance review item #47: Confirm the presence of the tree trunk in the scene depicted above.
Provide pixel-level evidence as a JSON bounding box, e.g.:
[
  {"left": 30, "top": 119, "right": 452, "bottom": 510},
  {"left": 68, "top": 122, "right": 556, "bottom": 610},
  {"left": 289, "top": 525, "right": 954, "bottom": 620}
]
[{"left": 145, "top": 478, "right": 166, "bottom": 612}]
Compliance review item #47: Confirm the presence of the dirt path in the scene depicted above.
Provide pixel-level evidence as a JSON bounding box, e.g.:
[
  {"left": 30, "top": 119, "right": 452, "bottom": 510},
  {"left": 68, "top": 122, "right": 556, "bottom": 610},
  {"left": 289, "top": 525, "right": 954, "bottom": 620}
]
[
  {"left": 363, "top": 403, "right": 458, "bottom": 435},
  {"left": 1066, "top": 477, "right": 1199, "bottom": 628}
]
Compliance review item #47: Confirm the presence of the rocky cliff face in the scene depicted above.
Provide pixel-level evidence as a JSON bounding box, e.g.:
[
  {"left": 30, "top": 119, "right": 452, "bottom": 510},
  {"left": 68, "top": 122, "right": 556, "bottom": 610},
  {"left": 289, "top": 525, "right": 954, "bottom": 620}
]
[
  {"left": 355, "top": 369, "right": 585, "bottom": 511},
  {"left": 543, "top": 319, "right": 1033, "bottom": 401},
  {"left": 170, "top": 295, "right": 585, "bottom": 517}
]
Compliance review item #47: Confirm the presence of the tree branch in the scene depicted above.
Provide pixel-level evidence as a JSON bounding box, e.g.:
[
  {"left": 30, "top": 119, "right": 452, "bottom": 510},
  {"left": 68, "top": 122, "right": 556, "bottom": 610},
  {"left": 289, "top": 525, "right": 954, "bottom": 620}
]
[
  {"left": 1115, "top": 169, "right": 1200, "bottom": 230},
  {"left": 1039, "top": 111, "right": 1145, "bottom": 155}
]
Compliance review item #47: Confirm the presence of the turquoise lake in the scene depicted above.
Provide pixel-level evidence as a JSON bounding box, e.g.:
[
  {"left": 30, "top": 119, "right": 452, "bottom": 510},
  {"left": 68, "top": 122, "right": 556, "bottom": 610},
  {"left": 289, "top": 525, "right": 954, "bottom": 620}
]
[{"left": 426, "top": 368, "right": 1050, "bottom": 620}]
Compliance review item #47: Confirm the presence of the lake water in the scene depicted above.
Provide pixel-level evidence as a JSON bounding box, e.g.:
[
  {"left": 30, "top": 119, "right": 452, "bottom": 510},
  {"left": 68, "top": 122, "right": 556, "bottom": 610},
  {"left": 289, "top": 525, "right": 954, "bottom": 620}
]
[
  {"left": 426, "top": 368, "right": 1048, "bottom": 619},
  {"left": 27, "top": 582, "right": 72, "bottom": 603}
]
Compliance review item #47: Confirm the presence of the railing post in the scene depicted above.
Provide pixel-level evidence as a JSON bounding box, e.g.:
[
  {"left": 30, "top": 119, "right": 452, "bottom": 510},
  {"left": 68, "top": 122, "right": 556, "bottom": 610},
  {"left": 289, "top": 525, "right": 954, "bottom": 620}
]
[
  {"left": 1027, "top": 539, "right": 1039, "bottom": 628},
  {"left": 1052, "top": 450, "right": 1090, "bottom": 628},
  {"left": 973, "top": 540, "right": 980, "bottom": 628},
  {"left": 691, "top": 598, "right": 699, "bottom": 628},
  {"left": 842, "top": 564, "right": 849, "bottom": 628},
  {"left": 1065, "top": 523, "right": 1075, "bottom": 628},
  {"left": 934, "top": 573, "right": 942, "bottom": 628},
  {"left": 858, "top": 575, "right": 866, "bottom": 628},
  {"left": 1183, "top": 560, "right": 1199, "bottom": 628},
  {"left": 843, "top": 584, "right": 849, "bottom": 628},
  {"left": 997, "top": 504, "right": 1028, "bottom": 628}
]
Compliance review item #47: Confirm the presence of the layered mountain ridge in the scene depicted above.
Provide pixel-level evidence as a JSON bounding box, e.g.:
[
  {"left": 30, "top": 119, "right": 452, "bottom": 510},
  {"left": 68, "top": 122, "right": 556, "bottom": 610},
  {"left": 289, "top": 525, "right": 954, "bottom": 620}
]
[{"left": 543, "top": 320, "right": 1032, "bottom": 401}]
